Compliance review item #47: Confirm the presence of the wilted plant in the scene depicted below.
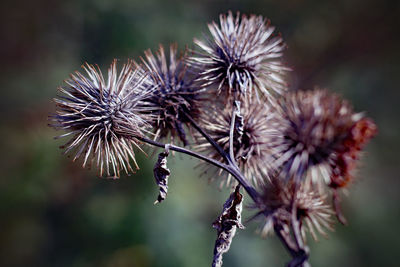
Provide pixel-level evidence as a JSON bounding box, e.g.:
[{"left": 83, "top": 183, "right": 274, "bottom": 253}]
[{"left": 49, "top": 11, "right": 377, "bottom": 267}]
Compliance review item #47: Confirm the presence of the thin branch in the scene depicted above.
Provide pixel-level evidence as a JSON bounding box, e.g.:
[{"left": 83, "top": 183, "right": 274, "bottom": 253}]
[
  {"left": 225, "top": 164, "right": 259, "bottom": 203},
  {"left": 287, "top": 253, "right": 310, "bottom": 267},
  {"left": 135, "top": 135, "right": 260, "bottom": 203},
  {"left": 183, "top": 112, "right": 230, "bottom": 163},
  {"left": 136, "top": 135, "right": 230, "bottom": 173},
  {"left": 273, "top": 224, "right": 298, "bottom": 258},
  {"left": 333, "top": 189, "right": 347, "bottom": 225},
  {"left": 229, "top": 105, "right": 237, "bottom": 162},
  {"left": 291, "top": 204, "right": 305, "bottom": 250},
  {"left": 275, "top": 220, "right": 310, "bottom": 267},
  {"left": 182, "top": 111, "right": 259, "bottom": 203},
  {"left": 289, "top": 201, "right": 310, "bottom": 267}
]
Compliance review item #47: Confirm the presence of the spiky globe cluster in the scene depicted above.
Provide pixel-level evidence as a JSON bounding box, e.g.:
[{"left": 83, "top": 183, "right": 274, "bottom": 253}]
[
  {"left": 190, "top": 11, "right": 288, "bottom": 98},
  {"left": 49, "top": 12, "right": 378, "bottom": 267},
  {"left": 50, "top": 60, "right": 155, "bottom": 177},
  {"left": 140, "top": 44, "right": 202, "bottom": 146}
]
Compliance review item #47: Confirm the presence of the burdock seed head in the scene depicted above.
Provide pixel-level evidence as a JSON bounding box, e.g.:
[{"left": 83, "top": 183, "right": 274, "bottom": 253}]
[
  {"left": 140, "top": 44, "right": 202, "bottom": 146},
  {"left": 257, "top": 176, "right": 334, "bottom": 241},
  {"left": 263, "top": 89, "right": 377, "bottom": 188},
  {"left": 50, "top": 60, "right": 155, "bottom": 178},
  {"left": 195, "top": 96, "right": 276, "bottom": 187},
  {"left": 190, "top": 11, "right": 289, "bottom": 99}
]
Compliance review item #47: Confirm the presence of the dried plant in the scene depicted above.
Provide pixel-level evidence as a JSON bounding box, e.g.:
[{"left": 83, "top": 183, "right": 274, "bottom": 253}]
[
  {"left": 195, "top": 96, "right": 276, "bottom": 187},
  {"left": 50, "top": 60, "right": 155, "bottom": 177},
  {"left": 49, "top": 11, "right": 377, "bottom": 267},
  {"left": 261, "top": 90, "right": 377, "bottom": 186},
  {"left": 140, "top": 44, "right": 202, "bottom": 145},
  {"left": 189, "top": 11, "right": 289, "bottom": 99},
  {"left": 257, "top": 176, "right": 334, "bottom": 241}
]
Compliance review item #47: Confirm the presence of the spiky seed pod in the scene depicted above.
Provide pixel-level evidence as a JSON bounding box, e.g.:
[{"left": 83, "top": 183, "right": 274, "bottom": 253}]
[
  {"left": 141, "top": 44, "right": 202, "bottom": 146},
  {"left": 50, "top": 60, "right": 155, "bottom": 178},
  {"left": 189, "top": 11, "right": 288, "bottom": 99},
  {"left": 195, "top": 96, "right": 276, "bottom": 187},
  {"left": 263, "top": 89, "right": 377, "bottom": 188},
  {"left": 257, "top": 177, "right": 334, "bottom": 241}
]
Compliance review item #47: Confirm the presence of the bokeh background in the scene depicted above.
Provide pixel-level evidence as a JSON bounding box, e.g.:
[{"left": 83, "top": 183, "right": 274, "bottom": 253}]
[{"left": 1, "top": 0, "right": 399, "bottom": 266}]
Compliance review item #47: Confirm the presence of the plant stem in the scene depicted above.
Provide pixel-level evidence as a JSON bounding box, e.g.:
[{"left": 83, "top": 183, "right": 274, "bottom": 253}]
[
  {"left": 291, "top": 204, "right": 305, "bottom": 251},
  {"left": 289, "top": 197, "right": 310, "bottom": 267},
  {"left": 136, "top": 136, "right": 230, "bottom": 171},
  {"left": 142, "top": 111, "right": 307, "bottom": 266},
  {"left": 229, "top": 106, "right": 237, "bottom": 162},
  {"left": 135, "top": 135, "right": 260, "bottom": 202},
  {"left": 184, "top": 112, "right": 229, "bottom": 163},
  {"left": 274, "top": 223, "right": 298, "bottom": 258},
  {"left": 183, "top": 111, "right": 259, "bottom": 202}
]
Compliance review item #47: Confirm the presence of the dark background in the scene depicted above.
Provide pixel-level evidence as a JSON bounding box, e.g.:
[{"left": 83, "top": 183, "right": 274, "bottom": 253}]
[{"left": 1, "top": 0, "right": 399, "bottom": 266}]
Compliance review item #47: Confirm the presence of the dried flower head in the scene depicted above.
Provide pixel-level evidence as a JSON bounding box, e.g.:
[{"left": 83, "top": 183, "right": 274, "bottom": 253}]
[
  {"left": 257, "top": 177, "right": 334, "bottom": 241},
  {"left": 141, "top": 44, "right": 202, "bottom": 146},
  {"left": 263, "top": 89, "right": 377, "bottom": 188},
  {"left": 190, "top": 11, "right": 288, "bottom": 98},
  {"left": 50, "top": 60, "right": 155, "bottom": 178},
  {"left": 195, "top": 96, "right": 275, "bottom": 186}
]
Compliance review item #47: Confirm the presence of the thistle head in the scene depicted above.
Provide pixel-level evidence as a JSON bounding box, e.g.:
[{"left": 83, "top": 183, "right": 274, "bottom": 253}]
[
  {"left": 195, "top": 96, "right": 275, "bottom": 187},
  {"left": 263, "top": 89, "right": 377, "bottom": 187},
  {"left": 141, "top": 44, "right": 202, "bottom": 145},
  {"left": 49, "top": 60, "right": 155, "bottom": 178},
  {"left": 257, "top": 176, "right": 334, "bottom": 241},
  {"left": 190, "top": 11, "right": 289, "bottom": 99}
]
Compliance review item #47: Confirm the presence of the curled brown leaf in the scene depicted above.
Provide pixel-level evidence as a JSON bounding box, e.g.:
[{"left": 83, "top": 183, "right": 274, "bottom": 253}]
[
  {"left": 212, "top": 185, "right": 245, "bottom": 267},
  {"left": 153, "top": 146, "right": 171, "bottom": 204}
]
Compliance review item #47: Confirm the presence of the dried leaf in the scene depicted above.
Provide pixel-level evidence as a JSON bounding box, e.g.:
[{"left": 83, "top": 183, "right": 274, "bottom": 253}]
[
  {"left": 174, "top": 120, "right": 188, "bottom": 146},
  {"left": 212, "top": 185, "right": 245, "bottom": 267},
  {"left": 153, "top": 148, "right": 171, "bottom": 204}
]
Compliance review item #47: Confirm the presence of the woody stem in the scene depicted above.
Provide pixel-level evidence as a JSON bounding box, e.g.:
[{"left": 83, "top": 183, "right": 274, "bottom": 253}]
[
  {"left": 183, "top": 111, "right": 259, "bottom": 202},
  {"left": 229, "top": 106, "right": 237, "bottom": 162},
  {"left": 184, "top": 112, "right": 230, "bottom": 163},
  {"left": 135, "top": 136, "right": 260, "bottom": 202}
]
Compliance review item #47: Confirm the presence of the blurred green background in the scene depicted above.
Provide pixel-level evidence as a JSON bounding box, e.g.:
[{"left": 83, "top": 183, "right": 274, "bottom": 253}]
[{"left": 0, "top": 0, "right": 399, "bottom": 266}]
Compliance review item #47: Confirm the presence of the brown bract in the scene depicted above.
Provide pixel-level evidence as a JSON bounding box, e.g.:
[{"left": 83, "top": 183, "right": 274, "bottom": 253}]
[
  {"left": 329, "top": 117, "right": 377, "bottom": 189},
  {"left": 262, "top": 89, "right": 377, "bottom": 188}
]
